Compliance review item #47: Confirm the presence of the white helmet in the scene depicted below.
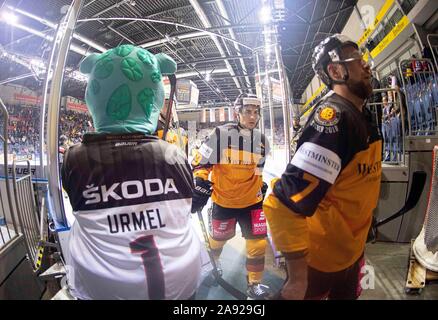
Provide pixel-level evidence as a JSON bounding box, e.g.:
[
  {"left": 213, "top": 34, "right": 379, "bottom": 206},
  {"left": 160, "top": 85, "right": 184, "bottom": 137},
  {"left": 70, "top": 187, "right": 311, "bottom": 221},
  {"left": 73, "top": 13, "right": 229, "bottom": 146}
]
[
  {"left": 233, "top": 93, "right": 262, "bottom": 129},
  {"left": 234, "top": 93, "right": 261, "bottom": 112}
]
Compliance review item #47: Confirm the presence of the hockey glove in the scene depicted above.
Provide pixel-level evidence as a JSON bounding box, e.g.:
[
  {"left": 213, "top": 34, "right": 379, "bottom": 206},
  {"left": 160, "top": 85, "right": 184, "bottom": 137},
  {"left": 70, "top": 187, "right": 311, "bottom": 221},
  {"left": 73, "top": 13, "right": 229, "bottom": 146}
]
[{"left": 191, "top": 177, "right": 213, "bottom": 213}]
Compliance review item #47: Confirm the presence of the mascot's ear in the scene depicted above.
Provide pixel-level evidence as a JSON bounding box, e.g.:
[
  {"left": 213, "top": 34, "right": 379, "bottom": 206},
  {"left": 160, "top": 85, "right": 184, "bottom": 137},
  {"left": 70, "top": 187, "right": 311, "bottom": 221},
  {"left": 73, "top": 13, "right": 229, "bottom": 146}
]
[
  {"left": 79, "top": 53, "right": 100, "bottom": 74},
  {"left": 156, "top": 53, "right": 177, "bottom": 75}
]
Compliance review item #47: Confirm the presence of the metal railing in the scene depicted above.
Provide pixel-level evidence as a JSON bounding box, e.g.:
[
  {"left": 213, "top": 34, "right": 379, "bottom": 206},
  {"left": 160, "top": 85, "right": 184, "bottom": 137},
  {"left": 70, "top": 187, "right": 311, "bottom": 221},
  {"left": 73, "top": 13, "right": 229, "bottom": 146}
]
[
  {"left": 398, "top": 58, "right": 438, "bottom": 136},
  {"left": 12, "top": 159, "right": 40, "bottom": 269},
  {"left": 0, "top": 97, "right": 20, "bottom": 250},
  {"left": 427, "top": 34, "right": 438, "bottom": 72},
  {"left": 46, "top": 0, "right": 85, "bottom": 230},
  {"left": 367, "top": 87, "right": 407, "bottom": 165}
]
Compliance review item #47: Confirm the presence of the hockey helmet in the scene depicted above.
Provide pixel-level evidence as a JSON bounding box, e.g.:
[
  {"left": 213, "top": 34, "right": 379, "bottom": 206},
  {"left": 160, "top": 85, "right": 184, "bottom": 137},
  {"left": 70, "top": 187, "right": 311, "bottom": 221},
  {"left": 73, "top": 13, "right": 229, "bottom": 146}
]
[
  {"left": 234, "top": 93, "right": 261, "bottom": 113},
  {"left": 233, "top": 93, "right": 261, "bottom": 129},
  {"left": 312, "top": 34, "right": 371, "bottom": 87}
]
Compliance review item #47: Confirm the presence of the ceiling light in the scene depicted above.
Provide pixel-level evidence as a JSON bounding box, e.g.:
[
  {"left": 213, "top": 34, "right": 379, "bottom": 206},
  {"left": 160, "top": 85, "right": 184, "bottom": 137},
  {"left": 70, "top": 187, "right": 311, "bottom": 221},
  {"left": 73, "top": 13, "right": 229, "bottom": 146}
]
[
  {"left": 205, "top": 73, "right": 211, "bottom": 82},
  {"left": 2, "top": 11, "right": 18, "bottom": 25},
  {"left": 259, "top": 6, "right": 271, "bottom": 24}
]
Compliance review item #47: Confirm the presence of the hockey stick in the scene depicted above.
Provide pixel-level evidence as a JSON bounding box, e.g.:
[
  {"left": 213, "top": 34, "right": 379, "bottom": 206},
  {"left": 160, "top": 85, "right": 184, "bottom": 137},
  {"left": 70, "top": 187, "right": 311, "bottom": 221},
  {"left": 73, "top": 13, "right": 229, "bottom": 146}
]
[
  {"left": 375, "top": 170, "right": 427, "bottom": 229},
  {"left": 162, "top": 74, "right": 176, "bottom": 141},
  {"left": 196, "top": 209, "right": 248, "bottom": 300}
]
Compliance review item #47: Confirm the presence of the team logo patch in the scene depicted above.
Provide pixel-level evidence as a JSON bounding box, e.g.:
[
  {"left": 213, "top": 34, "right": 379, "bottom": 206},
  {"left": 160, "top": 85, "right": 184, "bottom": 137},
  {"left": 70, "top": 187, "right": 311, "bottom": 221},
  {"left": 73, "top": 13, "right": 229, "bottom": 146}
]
[{"left": 315, "top": 105, "right": 340, "bottom": 126}]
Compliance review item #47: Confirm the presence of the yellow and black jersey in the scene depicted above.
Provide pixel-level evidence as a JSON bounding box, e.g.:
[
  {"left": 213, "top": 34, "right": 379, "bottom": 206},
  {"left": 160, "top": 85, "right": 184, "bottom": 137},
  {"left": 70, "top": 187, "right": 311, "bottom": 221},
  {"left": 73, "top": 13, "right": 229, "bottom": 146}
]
[
  {"left": 264, "top": 92, "right": 382, "bottom": 272},
  {"left": 192, "top": 123, "right": 270, "bottom": 209}
]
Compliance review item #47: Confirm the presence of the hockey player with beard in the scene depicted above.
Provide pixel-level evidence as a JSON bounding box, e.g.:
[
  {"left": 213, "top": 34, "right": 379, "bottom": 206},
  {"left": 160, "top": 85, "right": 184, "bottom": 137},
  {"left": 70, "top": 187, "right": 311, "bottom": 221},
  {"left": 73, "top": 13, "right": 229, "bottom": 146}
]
[
  {"left": 191, "top": 93, "right": 271, "bottom": 299},
  {"left": 61, "top": 45, "right": 204, "bottom": 300},
  {"left": 264, "top": 35, "right": 382, "bottom": 299}
]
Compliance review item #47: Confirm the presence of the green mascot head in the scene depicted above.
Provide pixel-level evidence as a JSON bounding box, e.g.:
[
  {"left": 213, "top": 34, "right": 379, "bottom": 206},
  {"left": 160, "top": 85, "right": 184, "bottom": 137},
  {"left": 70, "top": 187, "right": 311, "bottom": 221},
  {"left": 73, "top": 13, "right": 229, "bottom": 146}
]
[{"left": 80, "top": 45, "right": 176, "bottom": 134}]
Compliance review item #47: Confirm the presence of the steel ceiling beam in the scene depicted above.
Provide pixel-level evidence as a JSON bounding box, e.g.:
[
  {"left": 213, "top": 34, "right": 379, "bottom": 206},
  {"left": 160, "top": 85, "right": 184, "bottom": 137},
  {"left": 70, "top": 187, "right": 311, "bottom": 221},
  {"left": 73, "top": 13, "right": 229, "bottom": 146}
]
[
  {"left": 177, "top": 68, "right": 229, "bottom": 79},
  {"left": 198, "top": 73, "right": 256, "bottom": 79},
  {"left": 177, "top": 54, "right": 253, "bottom": 66},
  {"left": 7, "top": 5, "right": 107, "bottom": 52},
  {"left": 292, "top": 0, "right": 321, "bottom": 74},
  {"left": 114, "top": 21, "right": 261, "bottom": 41},
  {"left": 90, "top": 0, "right": 130, "bottom": 18},
  {"left": 78, "top": 2, "right": 236, "bottom": 103},
  {"left": 78, "top": 17, "right": 253, "bottom": 51},
  {"left": 1, "top": 20, "right": 90, "bottom": 56},
  {"left": 308, "top": 4, "right": 355, "bottom": 27},
  {"left": 215, "top": 0, "right": 252, "bottom": 92},
  {"left": 110, "top": 3, "right": 231, "bottom": 103},
  {"left": 188, "top": 0, "right": 242, "bottom": 94},
  {"left": 126, "top": 8, "right": 230, "bottom": 103}
]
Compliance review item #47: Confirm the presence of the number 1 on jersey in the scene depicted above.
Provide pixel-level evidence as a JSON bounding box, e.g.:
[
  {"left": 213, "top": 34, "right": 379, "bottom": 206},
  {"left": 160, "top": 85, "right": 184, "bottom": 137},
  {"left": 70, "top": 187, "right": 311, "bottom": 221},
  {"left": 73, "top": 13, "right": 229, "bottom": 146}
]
[{"left": 130, "top": 235, "right": 165, "bottom": 299}]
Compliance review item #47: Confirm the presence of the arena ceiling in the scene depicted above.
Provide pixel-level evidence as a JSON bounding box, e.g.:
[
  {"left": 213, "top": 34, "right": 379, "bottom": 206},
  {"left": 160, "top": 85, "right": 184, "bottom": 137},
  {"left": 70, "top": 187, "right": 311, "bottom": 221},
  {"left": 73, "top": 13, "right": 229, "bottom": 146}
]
[{"left": 0, "top": 0, "right": 357, "bottom": 105}]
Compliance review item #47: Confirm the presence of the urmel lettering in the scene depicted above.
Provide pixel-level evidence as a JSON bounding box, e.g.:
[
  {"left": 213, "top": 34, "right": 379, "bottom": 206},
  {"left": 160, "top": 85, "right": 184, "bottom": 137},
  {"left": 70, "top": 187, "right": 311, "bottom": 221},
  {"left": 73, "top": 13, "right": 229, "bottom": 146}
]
[{"left": 107, "top": 208, "right": 166, "bottom": 234}]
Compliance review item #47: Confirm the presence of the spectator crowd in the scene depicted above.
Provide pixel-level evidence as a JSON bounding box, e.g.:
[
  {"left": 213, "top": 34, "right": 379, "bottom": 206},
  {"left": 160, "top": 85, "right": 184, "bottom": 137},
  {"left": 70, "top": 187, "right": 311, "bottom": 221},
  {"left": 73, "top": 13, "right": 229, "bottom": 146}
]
[{"left": 0, "top": 103, "right": 93, "bottom": 158}]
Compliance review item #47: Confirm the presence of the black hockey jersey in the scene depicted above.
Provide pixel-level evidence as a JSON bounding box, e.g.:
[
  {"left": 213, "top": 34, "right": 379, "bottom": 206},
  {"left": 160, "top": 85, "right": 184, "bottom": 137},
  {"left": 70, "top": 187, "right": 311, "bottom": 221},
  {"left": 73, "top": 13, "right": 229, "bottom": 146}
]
[
  {"left": 264, "top": 93, "right": 382, "bottom": 272},
  {"left": 61, "top": 132, "right": 203, "bottom": 300}
]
